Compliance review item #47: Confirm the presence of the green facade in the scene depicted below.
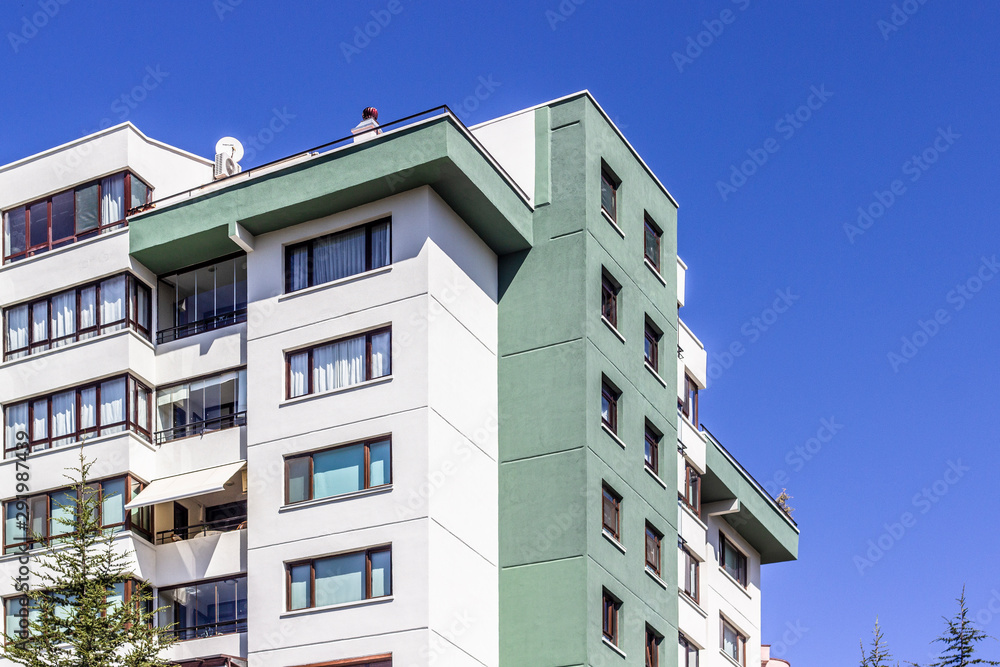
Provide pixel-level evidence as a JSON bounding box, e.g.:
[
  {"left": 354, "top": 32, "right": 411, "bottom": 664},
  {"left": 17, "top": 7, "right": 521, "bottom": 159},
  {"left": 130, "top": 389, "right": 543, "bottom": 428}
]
[{"left": 498, "top": 96, "right": 681, "bottom": 666}]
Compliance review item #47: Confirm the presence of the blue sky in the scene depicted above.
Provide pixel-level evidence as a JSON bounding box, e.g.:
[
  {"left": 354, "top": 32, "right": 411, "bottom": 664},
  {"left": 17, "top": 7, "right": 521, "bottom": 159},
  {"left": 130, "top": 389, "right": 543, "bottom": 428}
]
[{"left": 2, "top": 1, "right": 999, "bottom": 664}]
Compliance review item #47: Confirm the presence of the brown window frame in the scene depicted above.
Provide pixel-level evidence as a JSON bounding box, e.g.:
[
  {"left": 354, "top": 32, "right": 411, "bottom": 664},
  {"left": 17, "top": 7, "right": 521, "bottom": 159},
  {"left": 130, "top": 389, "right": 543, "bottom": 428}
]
[
  {"left": 646, "top": 626, "right": 662, "bottom": 667},
  {"left": 645, "top": 523, "right": 662, "bottom": 576},
  {"left": 286, "top": 547, "right": 392, "bottom": 611},
  {"left": 721, "top": 618, "right": 747, "bottom": 666},
  {"left": 644, "top": 214, "right": 662, "bottom": 271},
  {"left": 601, "top": 380, "right": 619, "bottom": 434},
  {"left": 2, "top": 474, "right": 150, "bottom": 554},
  {"left": 601, "top": 164, "right": 619, "bottom": 222},
  {"left": 155, "top": 252, "right": 249, "bottom": 344},
  {"left": 284, "top": 217, "right": 392, "bottom": 294},
  {"left": 644, "top": 422, "right": 661, "bottom": 475},
  {"left": 680, "top": 374, "right": 699, "bottom": 426},
  {"left": 601, "top": 272, "right": 620, "bottom": 328},
  {"left": 157, "top": 575, "right": 248, "bottom": 640},
  {"left": 3, "top": 273, "right": 152, "bottom": 361},
  {"left": 681, "top": 544, "right": 700, "bottom": 604},
  {"left": 293, "top": 657, "right": 393, "bottom": 667},
  {"left": 644, "top": 318, "right": 661, "bottom": 372},
  {"left": 2, "top": 171, "right": 151, "bottom": 265},
  {"left": 719, "top": 533, "right": 748, "bottom": 588},
  {"left": 682, "top": 464, "right": 701, "bottom": 515},
  {"left": 680, "top": 633, "right": 699, "bottom": 667},
  {"left": 602, "top": 588, "right": 620, "bottom": 646},
  {"left": 601, "top": 484, "right": 621, "bottom": 541},
  {"left": 3, "top": 374, "right": 152, "bottom": 458},
  {"left": 285, "top": 327, "right": 392, "bottom": 399},
  {"left": 284, "top": 436, "right": 392, "bottom": 505},
  {"left": 153, "top": 367, "right": 247, "bottom": 444}
]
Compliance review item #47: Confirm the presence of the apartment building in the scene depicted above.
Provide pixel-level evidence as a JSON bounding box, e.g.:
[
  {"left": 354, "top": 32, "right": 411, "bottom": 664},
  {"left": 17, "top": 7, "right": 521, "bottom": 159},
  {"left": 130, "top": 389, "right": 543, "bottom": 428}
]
[{"left": 0, "top": 92, "right": 798, "bottom": 667}]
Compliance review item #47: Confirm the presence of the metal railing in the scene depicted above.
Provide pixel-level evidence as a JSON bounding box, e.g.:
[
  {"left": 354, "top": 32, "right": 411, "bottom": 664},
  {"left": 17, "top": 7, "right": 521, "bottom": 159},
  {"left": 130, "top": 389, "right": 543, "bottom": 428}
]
[
  {"left": 164, "top": 619, "right": 248, "bottom": 640},
  {"left": 156, "top": 308, "right": 247, "bottom": 344},
  {"left": 156, "top": 516, "right": 247, "bottom": 544},
  {"left": 154, "top": 412, "right": 246, "bottom": 444}
]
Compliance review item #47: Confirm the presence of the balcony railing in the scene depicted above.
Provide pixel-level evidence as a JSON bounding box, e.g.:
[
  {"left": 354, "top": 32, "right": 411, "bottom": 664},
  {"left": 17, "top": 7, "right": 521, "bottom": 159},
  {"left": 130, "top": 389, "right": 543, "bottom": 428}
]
[
  {"left": 156, "top": 516, "right": 247, "bottom": 544},
  {"left": 165, "top": 618, "right": 248, "bottom": 641},
  {"left": 156, "top": 308, "right": 247, "bottom": 344},
  {"left": 154, "top": 412, "right": 246, "bottom": 445}
]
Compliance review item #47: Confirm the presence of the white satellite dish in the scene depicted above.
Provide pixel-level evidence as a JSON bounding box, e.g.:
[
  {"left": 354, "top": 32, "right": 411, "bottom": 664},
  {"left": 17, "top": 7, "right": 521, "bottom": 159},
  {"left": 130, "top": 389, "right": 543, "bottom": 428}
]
[{"left": 215, "top": 137, "right": 245, "bottom": 162}]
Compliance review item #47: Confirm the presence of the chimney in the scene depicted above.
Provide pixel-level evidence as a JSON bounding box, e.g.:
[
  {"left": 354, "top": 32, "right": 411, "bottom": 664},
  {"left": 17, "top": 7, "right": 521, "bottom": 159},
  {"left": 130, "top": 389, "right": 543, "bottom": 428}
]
[{"left": 351, "top": 106, "right": 381, "bottom": 143}]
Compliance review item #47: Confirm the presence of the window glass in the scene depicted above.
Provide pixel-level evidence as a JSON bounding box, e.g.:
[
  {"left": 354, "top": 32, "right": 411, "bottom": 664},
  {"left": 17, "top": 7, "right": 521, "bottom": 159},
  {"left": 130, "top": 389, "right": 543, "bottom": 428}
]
[
  {"left": 130, "top": 178, "right": 149, "bottom": 210},
  {"left": 5, "top": 403, "right": 28, "bottom": 452},
  {"left": 101, "top": 478, "right": 126, "bottom": 527},
  {"left": 313, "top": 443, "right": 364, "bottom": 498},
  {"left": 601, "top": 172, "right": 616, "bottom": 218},
  {"left": 289, "top": 352, "right": 309, "bottom": 398},
  {"left": 100, "top": 378, "right": 126, "bottom": 433},
  {"left": 6, "top": 304, "right": 29, "bottom": 355},
  {"left": 4, "top": 503, "right": 21, "bottom": 548},
  {"left": 370, "top": 220, "right": 391, "bottom": 268},
  {"left": 315, "top": 552, "right": 366, "bottom": 606},
  {"left": 75, "top": 184, "right": 98, "bottom": 233},
  {"left": 28, "top": 201, "right": 48, "bottom": 248},
  {"left": 289, "top": 564, "right": 311, "bottom": 610},
  {"left": 101, "top": 174, "right": 125, "bottom": 224},
  {"left": 214, "top": 258, "right": 236, "bottom": 316},
  {"left": 371, "top": 330, "right": 391, "bottom": 378},
  {"left": 195, "top": 265, "right": 216, "bottom": 322},
  {"left": 31, "top": 399, "right": 48, "bottom": 443},
  {"left": 51, "top": 191, "right": 75, "bottom": 242},
  {"left": 287, "top": 458, "right": 310, "bottom": 504},
  {"left": 50, "top": 490, "right": 76, "bottom": 540},
  {"left": 5, "top": 207, "right": 26, "bottom": 256},
  {"left": 369, "top": 439, "right": 391, "bottom": 487},
  {"left": 370, "top": 549, "right": 391, "bottom": 597}
]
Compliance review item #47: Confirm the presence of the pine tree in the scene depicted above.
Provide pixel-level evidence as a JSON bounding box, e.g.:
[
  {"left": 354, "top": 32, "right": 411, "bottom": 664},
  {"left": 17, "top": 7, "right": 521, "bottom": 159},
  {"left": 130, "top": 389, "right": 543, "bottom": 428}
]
[
  {"left": 861, "top": 618, "right": 896, "bottom": 667},
  {"left": 0, "top": 451, "right": 175, "bottom": 666},
  {"left": 929, "top": 588, "right": 1000, "bottom": 667}
]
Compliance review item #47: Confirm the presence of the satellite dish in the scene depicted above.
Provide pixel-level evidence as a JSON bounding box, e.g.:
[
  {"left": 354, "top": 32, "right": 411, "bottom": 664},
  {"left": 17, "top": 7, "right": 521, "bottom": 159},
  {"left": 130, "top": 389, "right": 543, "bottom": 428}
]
[{"left": 215, "top": 137, "right": 245, "bottom": 162}]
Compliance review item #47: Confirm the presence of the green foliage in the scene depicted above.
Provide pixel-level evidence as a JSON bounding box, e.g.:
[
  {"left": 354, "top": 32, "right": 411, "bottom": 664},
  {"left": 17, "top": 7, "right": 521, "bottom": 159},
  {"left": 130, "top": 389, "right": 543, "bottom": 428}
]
[
  {"left": 928, "top": 588, "right": 1000, "bottom": 667},
  {"left": 861, "top": 618, "right": 897, "bottom": 667},
  {"left": 0, "top": 451, "right": 175, "bottom": 666}
]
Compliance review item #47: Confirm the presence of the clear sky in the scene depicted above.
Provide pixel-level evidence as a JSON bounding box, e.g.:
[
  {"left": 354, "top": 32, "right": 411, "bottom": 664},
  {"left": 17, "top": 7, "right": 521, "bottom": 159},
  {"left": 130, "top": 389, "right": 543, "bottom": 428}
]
[{"left": 2, "top": 1, "right": 998, "bottom": 665}]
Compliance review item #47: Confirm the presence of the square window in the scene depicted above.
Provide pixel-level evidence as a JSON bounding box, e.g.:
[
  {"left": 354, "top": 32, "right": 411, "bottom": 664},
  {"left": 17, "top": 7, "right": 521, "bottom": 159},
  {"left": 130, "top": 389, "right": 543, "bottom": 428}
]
[
  {"left": 720, "top": 534, "right": 748, "bottom": 587},
  {"left": 722, "top": 618, "right": 746, "bottom": 665},
  {"left": 680, "top": 633, "right": 699, "bottom": 667},
  {"left": 602, "top": 485, "right": 621, "bottom": 541}
]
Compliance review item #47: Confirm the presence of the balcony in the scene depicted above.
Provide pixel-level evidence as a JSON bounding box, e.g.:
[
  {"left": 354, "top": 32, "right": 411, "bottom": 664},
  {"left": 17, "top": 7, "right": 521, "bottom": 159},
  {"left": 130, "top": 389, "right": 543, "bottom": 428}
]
[
  {"left": 157, "top": 514, "right": 247, "bottom": 545},
  {"left": 154, "top": 412, "right": 246, "bottom": 445},
  {"left": 157, "top": 308, "right": 247, "bottom": 345},
  {"left": 156, "top": 255, "right": 247, "bottom": 345}
]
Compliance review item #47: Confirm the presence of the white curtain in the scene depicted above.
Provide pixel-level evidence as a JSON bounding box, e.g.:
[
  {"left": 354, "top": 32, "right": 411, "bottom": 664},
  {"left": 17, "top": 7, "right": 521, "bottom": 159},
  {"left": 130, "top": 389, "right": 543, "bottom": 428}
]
[
  {"left": 100, "top": 378, "right": 125, "bottom": 432},
  {"left": 31, "top": 304, "right": 47, "bottom": 347},
  {"left": 289, "top": 353, "right": 309, "bottom": 397},
  {"left": 136, "top": 385, "right": 148, "bottom": 431},
  {"left": 313, "top": 336, "right": 365, "bottom": 393},
  {"left": 135, "top": 284, "right": 149, "bottom": 330},
  {"left": 50, "top": 291, "right": 76, "bottom": 346},
  {"left": 371, "top": 331, "right": 391, "bottom": 378},
  {"left": 370, "top": 221, "right": 391, "bottom": 269},
  {"left": 51, "top": 391, "right": 76, "bottom": 446},
  {"left": 100, "top": 276, "right": 126, "bottom": 331},
  {"left": 4, "top": 403, "right": 28, "bottom": 457},
  {"left": 80, "top": 387, "right": 97, "bottom": 431},
  {"left": 288, "top": 246, "right": 309, "bottom": 291},
  {"left": 328, "top": 227, "right": 366, "bottom": 282},
  {"left": 101, "top": 174, "right": 125, "bottom": 225},
  {"left": 5, "top": 304, "right": 28, "bottom": 358},
  {"left": 31, "top": 399, "right": 47, "bottom": 445}
]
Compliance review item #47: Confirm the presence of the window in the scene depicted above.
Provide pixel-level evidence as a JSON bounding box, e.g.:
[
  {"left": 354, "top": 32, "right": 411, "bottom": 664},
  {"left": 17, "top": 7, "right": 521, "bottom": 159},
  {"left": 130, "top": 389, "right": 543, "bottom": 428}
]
[
  {"left": 681, "top": 545, "right": 699, "bottom": 603},
  {"left": 286, "top": 218, "right": 391, "bottom": 293},
  {"left": 601, "top": 380, "right": 619, "bottom": 434},
  {"left": 646, "top": 627, "right": 662, "bottom": 667},
  {"left": 601, "top": 271, "right": 620, "bottom": 328},
  {"left": 155, "top": 368, "right": 247, "bottom": 443},
  {"left": 286, "top": 437, "right": 391, "bottom": 504},
  {"left": 157, "top": 254, "right": 248, "bottom": 344},
  {"left": 291, "top": 657, "right": 392, "bottom": 667},
  {"left": 682, "top": 464, "right": 701, "bottom": 515},
  {"left": 721, "top": 618, "right": 747, "bottom": 666},
  {"left": 2, "top": 171, "right": 151, "bottom": 264},
  {"left": 680, "top": 634, "right": 699, "bottom": 667},
  {"left": 601, "top": 485, "right": 621, "bottom": 541},
  {"left": 4, "top": 375, "right": 151, "bottom": 458},
  {"left": 601, "top": 165, "right": 619, "bottom": 222},
  {"left": 645, "top": 523, "right": 662, "bottom": 576},
  {"left": 3, "top": 475, "right": 149, "bottom": 554},
  {"left": 5, "top": 580, "right": 150, "bottom": 641},
  {"left": 158, "top": 576, "right": 247, "bottom": 640},
  {"left": 680, "top": 374, "right": 699, "bottom": 426},
  {"left": 719, "top": 533, "right": 748, "bottom": 587},
  {"left": 644, "top": 215, "right": 662, "bottom": 271},
  {"left": 644, "top": 319, "right": 661, "bottom": 372},
  {"left": 287, "top": 547, "right": 391, "bottom": 611},
  {"left": 287, "top": 327, "right": 391, "bottom": 399},
  {"left": 3, "top": 274, "right": 151, "bottom": 361},
  {"left": 602, "top": 589, "right": 620, "bottom": 646},
  {"left": 644, "top": 423, "right": 661, "bottom": 475}
]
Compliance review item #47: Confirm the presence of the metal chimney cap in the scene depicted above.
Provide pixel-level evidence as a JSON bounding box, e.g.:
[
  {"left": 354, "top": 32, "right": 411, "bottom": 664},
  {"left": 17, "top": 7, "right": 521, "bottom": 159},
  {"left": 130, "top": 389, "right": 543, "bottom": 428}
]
[{"left": 362, "top": 107, "right": 379, "bottom": 121}]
